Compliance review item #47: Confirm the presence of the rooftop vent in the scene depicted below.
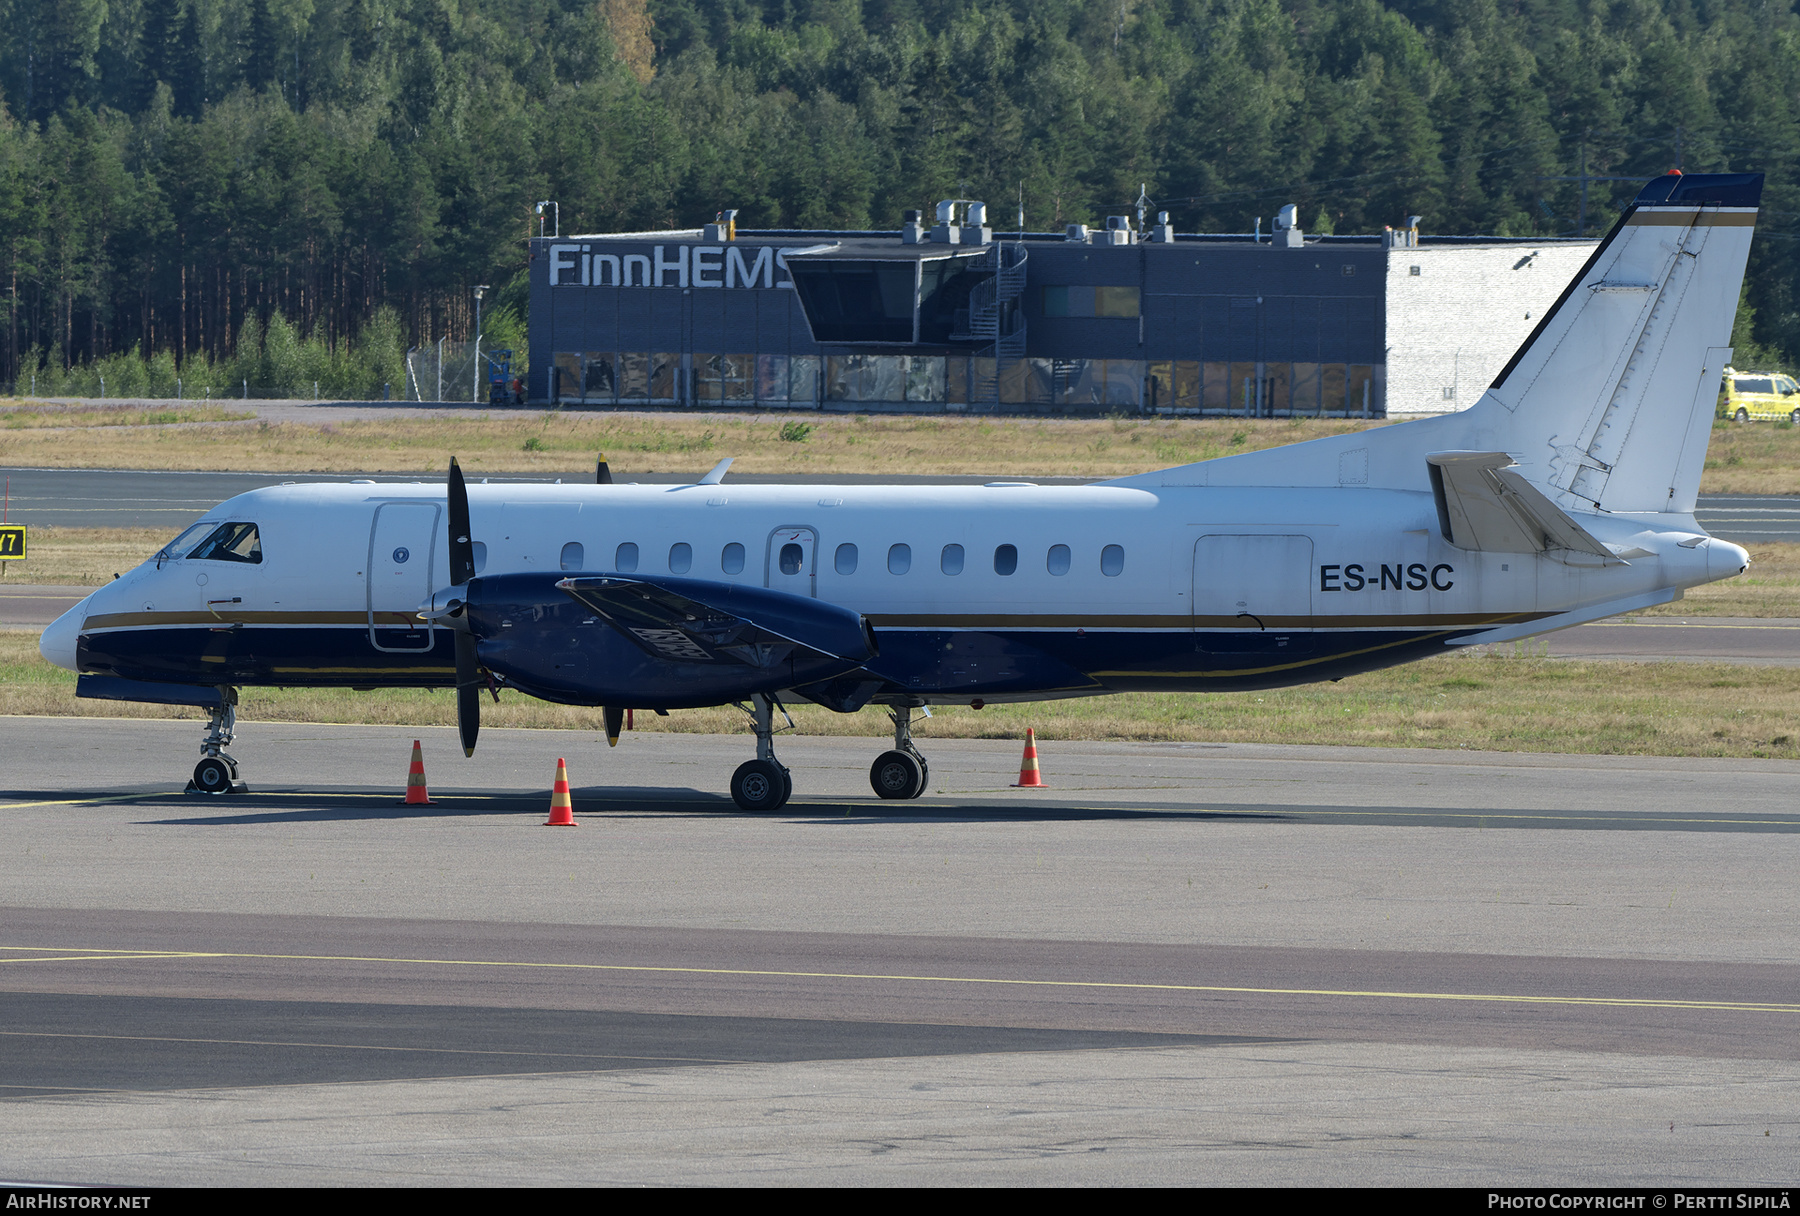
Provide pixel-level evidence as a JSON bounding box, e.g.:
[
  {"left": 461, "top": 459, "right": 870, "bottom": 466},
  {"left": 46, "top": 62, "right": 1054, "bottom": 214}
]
[
  {"left": 932, "top": 200, "right": 960, "bottom": 244},
  {"left": 1273, "top": 204, "right": 1303, "bottom": 248},
  {"left": 931, "top": 200, "right": 991, "bottom": 245},
  {"left": 702, "top": 208, "right": 739, "bottom": 242},
  {"left": 962, "top": 201, "right": 991, "bottom": 246},
  {"left": 1100, "top": 216, "right": 1135, "bottom": 246},
  {"left": 1384, "top": 215, "right": 1423, "bottom": 250}
]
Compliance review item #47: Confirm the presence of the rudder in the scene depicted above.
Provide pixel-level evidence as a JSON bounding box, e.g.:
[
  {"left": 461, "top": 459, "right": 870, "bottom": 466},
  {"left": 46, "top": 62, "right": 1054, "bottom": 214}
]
[{"left": 1475, "top": 172, "right": 1762, "bottom": 515}]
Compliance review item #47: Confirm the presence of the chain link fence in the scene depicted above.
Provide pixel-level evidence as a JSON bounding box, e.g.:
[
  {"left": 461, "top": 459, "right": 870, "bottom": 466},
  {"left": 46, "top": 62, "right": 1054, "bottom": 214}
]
[{"left": 404, "top": 339, "right": 484, "bottom": 403}]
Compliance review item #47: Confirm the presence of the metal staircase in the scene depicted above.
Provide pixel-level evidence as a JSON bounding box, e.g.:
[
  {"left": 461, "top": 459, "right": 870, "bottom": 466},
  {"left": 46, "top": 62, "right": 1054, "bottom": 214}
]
[{"left": 960, "top": 243, "right": 1027, "bottom": 410}]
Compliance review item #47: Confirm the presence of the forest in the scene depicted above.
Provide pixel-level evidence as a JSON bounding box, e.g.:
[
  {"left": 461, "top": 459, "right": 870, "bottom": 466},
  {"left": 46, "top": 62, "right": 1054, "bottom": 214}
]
[{"left": 0, "top": 0, "right": 1796, "bottom": 397}]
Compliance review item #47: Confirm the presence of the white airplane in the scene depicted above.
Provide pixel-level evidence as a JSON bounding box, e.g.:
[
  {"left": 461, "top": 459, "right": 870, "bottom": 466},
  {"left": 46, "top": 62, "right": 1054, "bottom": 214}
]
[{"left": 41, "top": 171, "right": 1760, "bottom": 809}]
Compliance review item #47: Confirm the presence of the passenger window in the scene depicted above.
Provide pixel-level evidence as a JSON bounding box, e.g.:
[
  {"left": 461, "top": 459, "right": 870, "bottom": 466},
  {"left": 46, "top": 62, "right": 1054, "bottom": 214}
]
[
  {"left": 721, "top": 542, "right": 745, "bottom": 574},
  {"left": 560, "top": 542, "right": 584, "bottom": 572},
  {"left": 188, "top": 522, "right": 262, "bottom": 564},
  {"left": 615, "top": 542, "right": 639, "bottom": 573},
  {"left": 888, "top": 543, "right": 911, "bottom": 575},
  {"left": 1046, "top": 544, "right": 1071, "bottom": 576},
  {"left": 1101, "top": 544, "right": 1125, "bottom": 576},
  {"left": 941, "top": 544, "right": 964, "bottom": 575},
  {"left": 471, "top": 541, "right": 487, "bottom": 574},
  {"left": 835, "top": 543, "right": 858, "bottom": 575},
  {"left": 993, "top": 544, "right": 1017, "bottom": 576},
  {"left": 669, "top": 542, "right": 692, "bottom": 574},
  {"left": 780, "top": 543, "right": 805, "bottom": 575}
]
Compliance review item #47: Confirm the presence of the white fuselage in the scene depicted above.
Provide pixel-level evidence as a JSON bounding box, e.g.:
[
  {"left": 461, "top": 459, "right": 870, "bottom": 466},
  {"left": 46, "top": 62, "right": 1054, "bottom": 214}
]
[{"left": 43, "top": 478, "right": 1741, "bottom": 704}]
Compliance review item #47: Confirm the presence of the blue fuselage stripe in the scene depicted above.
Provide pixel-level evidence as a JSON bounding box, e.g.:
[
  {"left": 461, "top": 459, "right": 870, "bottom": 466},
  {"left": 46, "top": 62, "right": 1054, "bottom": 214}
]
[{"left": 76, "top": 621, "right": 1474, "bottom": 705}]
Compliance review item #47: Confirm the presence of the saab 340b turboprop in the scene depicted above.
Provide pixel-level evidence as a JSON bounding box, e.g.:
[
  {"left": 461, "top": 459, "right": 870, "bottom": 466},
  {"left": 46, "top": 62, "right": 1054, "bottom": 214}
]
[{"left": 40, "top": 171, "right": 1760, "bottom": 810}]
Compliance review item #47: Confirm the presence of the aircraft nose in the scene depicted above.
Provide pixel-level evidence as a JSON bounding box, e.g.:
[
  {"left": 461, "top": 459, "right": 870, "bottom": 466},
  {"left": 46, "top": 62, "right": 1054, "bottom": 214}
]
[
  {"left": 1709, "top": 539, "right": 1750, "bottom": 579},
  {"left": 39, "top": 596, "right": 91, "bottom": 672}
]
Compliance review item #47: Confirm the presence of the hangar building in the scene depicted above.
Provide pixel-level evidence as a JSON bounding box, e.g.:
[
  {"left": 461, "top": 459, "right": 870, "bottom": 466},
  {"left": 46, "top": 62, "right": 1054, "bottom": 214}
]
[{"left": 528, "top": 203, "right": 1595, "bottom": 417}]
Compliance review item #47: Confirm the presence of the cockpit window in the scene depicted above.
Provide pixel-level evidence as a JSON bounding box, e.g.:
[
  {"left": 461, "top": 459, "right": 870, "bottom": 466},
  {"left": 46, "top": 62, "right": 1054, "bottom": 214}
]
[
  {"left": 186, "top": 522, "right": 263, "bottom": 564},
  {"left": 154, "top": 522, "right": 215, "bottom": 563}
]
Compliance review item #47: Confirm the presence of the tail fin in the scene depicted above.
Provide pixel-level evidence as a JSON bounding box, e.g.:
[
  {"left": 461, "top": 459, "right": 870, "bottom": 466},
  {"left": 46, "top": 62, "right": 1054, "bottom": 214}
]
[
  {"left": 1108, "top": 171, "right": 1761, "bottom": 506},
  {"left": 1477, "top": 171, "right": 1762, "bottom": 514}
]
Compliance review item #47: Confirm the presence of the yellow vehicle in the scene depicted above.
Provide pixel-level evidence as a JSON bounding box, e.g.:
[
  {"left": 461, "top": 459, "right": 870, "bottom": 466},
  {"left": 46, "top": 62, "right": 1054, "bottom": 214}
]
[{"left": 1721, "top": 366, "right": 1800, "bottom": 422}]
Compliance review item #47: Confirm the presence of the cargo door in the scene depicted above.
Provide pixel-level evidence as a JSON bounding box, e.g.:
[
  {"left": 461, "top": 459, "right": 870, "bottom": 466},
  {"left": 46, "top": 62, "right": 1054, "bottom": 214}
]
[{"left": 1193, "top": 534, "right": 1315, "bottom": 656}]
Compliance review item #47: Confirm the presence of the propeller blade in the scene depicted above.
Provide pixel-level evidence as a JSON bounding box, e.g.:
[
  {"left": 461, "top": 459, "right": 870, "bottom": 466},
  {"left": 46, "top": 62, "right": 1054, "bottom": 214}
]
[
  {"left": 455, "top": 631, "right": 481, "bottom": 757},
  {"left": 595, "top": 454, "right": 613, "bottom": 485},
  {"left": 448, "top": 457, "right": 475, "bottom": 586},
  {"left": 603, "top": 705, "right": 624, "bottom": 747},
  {"left": 448, "top": 459, "right": 479, "bottom": 755}
]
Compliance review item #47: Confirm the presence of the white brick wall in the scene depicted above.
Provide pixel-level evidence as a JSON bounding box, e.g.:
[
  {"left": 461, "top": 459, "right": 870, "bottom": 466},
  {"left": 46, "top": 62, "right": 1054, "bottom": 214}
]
[{"left": 1384, "top": 242, "right": 1596, "bottom": 415}]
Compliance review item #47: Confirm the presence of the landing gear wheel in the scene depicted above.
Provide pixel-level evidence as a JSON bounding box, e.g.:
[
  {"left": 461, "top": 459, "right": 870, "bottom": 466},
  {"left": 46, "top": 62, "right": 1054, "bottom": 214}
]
[
  {"left": 732, "top": 759, "right": 790, "bottom": 812},
  {"left": 1735, "top": 407, "right": 1749, "bottom": 422},
  {"left": 871, "top": 750, "right": 926, "bottom": 800},
  {"left": 191, "top": 756, "right": 236, "bottom": 795}
]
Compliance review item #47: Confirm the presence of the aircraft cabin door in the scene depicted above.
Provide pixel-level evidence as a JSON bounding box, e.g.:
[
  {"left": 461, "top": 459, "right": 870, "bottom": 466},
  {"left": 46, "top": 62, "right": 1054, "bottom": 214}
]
[
  {"left": 368, "top": 502, "right": 441, "bottom": 652},
  {"left": 765, "top": 526, "right": 819, "bottom": 597},
  {"left": 1192, "top": 534, "right": 1315, "bottom": 655}
]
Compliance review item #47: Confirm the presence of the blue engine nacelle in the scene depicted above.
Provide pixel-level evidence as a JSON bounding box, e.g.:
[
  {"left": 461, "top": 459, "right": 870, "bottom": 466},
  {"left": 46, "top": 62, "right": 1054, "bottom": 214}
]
[{"left": 465, "top": 571, "right": 878, "bottom": 709}]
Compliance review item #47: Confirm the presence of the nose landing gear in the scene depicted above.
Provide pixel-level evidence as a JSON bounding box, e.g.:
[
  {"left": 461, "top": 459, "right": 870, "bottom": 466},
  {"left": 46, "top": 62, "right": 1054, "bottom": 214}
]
[
  {"left": 870, "top": 705, "right": 929, "bottom": 800},
  {"left": 729, "top": 693, "right": 793, "bottom": 811},
  {"left": 185, "top": 692, "right": 248, "bottom": 795}
]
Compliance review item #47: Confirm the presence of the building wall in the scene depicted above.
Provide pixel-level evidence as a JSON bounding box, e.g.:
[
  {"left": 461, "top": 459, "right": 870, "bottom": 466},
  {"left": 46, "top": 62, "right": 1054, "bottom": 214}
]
[
  {"left": 528, "top": 234, "right": 827, "bottom": 407},
  {"left": 1383, "top": 242, "right": 1596, "bottom": 415},
  {"left": 528, "top": 232, "right": 1593, "bottom": 417}
]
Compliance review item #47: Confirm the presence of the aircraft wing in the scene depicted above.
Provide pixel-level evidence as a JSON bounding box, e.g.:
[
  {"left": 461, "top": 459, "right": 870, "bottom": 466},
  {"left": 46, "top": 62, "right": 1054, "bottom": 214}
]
[
  {"left": 1426, "top": 451, "right": 1619, "bottom": 561},
  {"left": 556, "top": 574, "right": 877, "bottom": 669}
]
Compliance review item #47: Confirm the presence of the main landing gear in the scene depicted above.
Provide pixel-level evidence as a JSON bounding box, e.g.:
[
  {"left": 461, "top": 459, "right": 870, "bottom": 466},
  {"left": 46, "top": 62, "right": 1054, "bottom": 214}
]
[
  {"left": 185, "top": 690, "right": 248, "bottom": 795},
  {"left": 730, "top": 693, "right": 793, "bottom": 812},
  {"left": 870, "top": 705, "right": 930, "bottom": 800}
]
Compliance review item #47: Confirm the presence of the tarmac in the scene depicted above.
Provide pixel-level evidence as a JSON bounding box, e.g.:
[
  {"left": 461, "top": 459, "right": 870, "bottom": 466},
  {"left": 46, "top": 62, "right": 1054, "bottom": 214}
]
[
  {"left": 2, "top": 426, "right": 1797, "bottom": 1184},
  {"left": 0, "top": 720, "right": 1796, "bottom": 1185}
]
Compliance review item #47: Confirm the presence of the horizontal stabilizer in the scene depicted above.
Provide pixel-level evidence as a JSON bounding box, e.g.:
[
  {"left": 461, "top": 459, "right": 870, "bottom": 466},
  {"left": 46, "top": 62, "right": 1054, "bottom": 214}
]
[
  {"left": 557, "top": 574, "right": 876, "bottom": 668},
  {"left": 1427, "top": 452, "right": 1619, "bottom": 561},
  {"left": 1446, "top": 586, "right": 1680, "bottom": 646}
]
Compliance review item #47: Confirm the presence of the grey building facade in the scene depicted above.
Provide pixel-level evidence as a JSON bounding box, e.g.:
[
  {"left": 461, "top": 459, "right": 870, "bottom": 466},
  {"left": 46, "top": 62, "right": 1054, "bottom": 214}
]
[{"left": 528, "top": 208, "right": 1594, "bottom": 417}]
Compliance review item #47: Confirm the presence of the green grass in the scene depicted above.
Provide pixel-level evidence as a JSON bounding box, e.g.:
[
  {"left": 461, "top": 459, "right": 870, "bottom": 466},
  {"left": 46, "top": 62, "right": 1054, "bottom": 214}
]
[{"left": 6, "top": 629, "right": 1796, "bottom": 760}]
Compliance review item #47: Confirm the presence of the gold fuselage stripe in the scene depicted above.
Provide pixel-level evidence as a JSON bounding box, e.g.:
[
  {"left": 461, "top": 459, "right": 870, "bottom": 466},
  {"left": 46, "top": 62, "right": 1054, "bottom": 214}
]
[
  {"left": 85, "top": 611, "right": 411, "bottom": 629},
  {"left": 79, "top": 610, "right": 1549, "bottom": 634}
]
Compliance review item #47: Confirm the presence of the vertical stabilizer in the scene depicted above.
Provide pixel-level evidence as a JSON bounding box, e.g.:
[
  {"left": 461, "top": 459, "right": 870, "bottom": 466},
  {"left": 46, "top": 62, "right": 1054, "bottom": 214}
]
[
  {"left": 1104, "top": 171, "right": 1762, "bottom": 503},
  {"left": 1478, "top": 172, "right": 1762, "bottom": 514}
]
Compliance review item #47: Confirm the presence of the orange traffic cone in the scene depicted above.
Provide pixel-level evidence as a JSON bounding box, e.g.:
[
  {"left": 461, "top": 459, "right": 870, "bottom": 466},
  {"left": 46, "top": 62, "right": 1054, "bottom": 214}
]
[
  {"left": 401, "top": 740, "right": 434, "bottom": 805},
  {"left": 1012, "top": 728, "right": 1047, "bottom": 788},
  {"left": 544, "top": 758, "right": 578, "bottom": 826}
]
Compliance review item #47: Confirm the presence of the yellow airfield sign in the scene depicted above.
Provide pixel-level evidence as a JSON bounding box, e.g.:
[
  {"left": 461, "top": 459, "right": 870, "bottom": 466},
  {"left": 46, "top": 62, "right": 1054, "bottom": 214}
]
[{"left": 0, "top": 524, "right": 25, "bottom": 560}]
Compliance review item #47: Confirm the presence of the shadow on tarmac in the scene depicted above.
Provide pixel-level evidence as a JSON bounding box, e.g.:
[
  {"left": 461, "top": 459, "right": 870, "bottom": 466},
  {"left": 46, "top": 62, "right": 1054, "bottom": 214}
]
[{"left": 9, "top": 784, "right": 1800, "bottom": 831}]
